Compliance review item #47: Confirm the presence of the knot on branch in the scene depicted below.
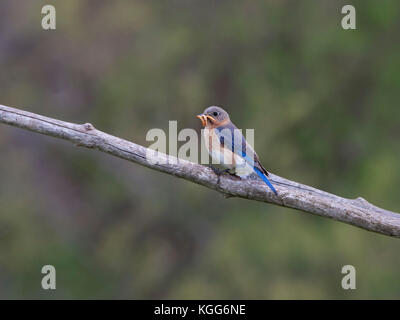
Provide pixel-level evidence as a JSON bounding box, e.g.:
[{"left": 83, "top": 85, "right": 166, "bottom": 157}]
[
  {"left": 83, "top": 123, "right": 95, "bottom": 131},
  {"left": 354, "top": 196, "right": 372, "bottom": 207}
]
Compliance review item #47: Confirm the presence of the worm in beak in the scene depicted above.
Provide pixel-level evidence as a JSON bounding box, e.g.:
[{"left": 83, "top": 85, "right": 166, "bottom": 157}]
[{"left": 197, "top": 114, "right": 216, "bottom": 127}]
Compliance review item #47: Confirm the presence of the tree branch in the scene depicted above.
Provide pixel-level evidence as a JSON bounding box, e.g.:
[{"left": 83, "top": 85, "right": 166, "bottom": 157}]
[{"left": 1, "top": 104, "right": 399, "bottom": 238}]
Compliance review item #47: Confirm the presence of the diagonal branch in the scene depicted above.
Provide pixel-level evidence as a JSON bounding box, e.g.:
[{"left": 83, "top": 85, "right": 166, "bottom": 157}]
[{"left": 1, "top": 104, "right": 399, "bottom": 238}]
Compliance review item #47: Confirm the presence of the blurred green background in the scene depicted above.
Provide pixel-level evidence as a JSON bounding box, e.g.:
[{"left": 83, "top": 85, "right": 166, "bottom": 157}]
[{"left": 0, "top": 0, "right": 399, "bottom": 299}]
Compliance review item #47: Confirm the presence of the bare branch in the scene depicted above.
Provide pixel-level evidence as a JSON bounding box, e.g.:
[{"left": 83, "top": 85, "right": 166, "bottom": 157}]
[{"left": 1, "top": 104, "right": 399, "bottom": 238}]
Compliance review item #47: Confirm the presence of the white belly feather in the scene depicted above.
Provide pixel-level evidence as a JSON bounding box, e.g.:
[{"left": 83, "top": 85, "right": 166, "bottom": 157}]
[{"left": 203, "top": 129, "right": 253, "bottom": 177}]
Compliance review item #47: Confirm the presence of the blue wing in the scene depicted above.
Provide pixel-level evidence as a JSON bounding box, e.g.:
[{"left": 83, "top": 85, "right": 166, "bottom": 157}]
[
  {"left": 215, "top": 122, "right": 250, "bottom": 159},
  {"left": 215, "top": 123, "right": 278, "bottom": 195}
]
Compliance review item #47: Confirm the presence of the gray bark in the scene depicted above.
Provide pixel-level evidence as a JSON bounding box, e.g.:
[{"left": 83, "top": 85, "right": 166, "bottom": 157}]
[{"left": 1, "top": 104, "right": 399, "bottom": 238}]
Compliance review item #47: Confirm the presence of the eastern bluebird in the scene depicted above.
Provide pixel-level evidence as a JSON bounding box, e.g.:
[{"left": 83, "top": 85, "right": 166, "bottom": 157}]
[{"left": 197, "top": 106, "right": 278, "bottom": 196}]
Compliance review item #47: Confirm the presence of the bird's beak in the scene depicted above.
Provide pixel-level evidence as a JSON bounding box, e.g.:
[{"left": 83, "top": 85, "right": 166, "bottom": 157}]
[
  {"left": 197, "top": 114, "right": 216, "bottom": 127},
  {"left": 197, "top": 114, "right": 207, "bottom": 126}
]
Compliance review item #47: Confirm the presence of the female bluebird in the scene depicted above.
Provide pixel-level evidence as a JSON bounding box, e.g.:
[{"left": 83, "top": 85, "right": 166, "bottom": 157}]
[{"left": 197, "top": 106, "right": 278, "bottom": 195}]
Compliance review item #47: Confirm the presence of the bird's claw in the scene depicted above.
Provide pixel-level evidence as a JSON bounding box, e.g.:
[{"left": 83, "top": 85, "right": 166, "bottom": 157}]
[
  {"left": 210, "top": 165, "right": 224, "bottom": 176},
  {"left": 210, "top": 166, "right": 241, "bottom": 179},
  {"left": 227, "top": 171, "right": 241, "bottom": 179}
]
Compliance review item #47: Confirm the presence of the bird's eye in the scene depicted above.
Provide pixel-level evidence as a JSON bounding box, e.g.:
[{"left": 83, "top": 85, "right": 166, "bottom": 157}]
[{"left": 213, "top": 112, "right": 218, "bottom": 117}]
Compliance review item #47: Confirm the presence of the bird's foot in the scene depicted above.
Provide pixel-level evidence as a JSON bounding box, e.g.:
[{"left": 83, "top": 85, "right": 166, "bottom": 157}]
[
  {"left": 225, "top": 169, "right": 241, "bottom": 179},
  {"left": 210, "top": 166, "right": 241, "bottom": 179},
  {"left": 209, "top": 165, "right": 224, "bottom": 176}
]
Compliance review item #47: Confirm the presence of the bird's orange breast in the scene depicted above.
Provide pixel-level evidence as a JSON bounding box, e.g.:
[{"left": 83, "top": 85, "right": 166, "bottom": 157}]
[{"left": 203, "top": 128, "right": 236, "bottom": 168}]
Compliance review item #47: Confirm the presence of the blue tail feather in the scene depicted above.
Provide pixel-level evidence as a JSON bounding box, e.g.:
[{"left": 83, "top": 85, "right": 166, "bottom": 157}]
[{"left": 253, "top": 167, "right": 278, "bottom": 196}]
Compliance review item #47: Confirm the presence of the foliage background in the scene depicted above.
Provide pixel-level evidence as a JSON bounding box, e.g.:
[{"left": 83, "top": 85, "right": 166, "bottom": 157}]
[{"left": 0, "top": 0, "right": 399, "bottom": 299}]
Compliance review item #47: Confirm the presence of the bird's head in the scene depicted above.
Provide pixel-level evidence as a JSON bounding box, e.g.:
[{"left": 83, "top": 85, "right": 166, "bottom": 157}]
[{"left": 197, "top": 106, "right": 230, "bottom": 128}]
